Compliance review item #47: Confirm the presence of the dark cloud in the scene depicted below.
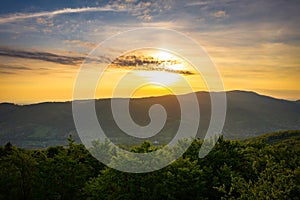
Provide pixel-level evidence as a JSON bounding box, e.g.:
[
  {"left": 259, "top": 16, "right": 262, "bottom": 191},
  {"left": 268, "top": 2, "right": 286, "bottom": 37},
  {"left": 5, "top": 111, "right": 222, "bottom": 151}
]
[
  {"left": 0, "top": 64, "right": 32, "bottom": 70},
  {"left": 0, "top": 64, "right": 33, "bottom": 75},
  {"left": 111, "top": 54, "right": 194, "bottom": 75},
  {"left": 0, "top": 47, "right": 85, "bottom": 65},
  {"left": 0, "top": 71, "right": 16, "bottom": 75}
]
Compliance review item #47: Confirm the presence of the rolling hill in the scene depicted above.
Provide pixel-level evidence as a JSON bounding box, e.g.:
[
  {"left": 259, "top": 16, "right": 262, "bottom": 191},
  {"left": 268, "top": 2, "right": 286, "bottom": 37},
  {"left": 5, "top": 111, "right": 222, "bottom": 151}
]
[
  {"left": 244, "top": 130, "right": 300, "bottom": 149},
  {"left": 0, "top": 90, "right": 300, "bottom": 148}
]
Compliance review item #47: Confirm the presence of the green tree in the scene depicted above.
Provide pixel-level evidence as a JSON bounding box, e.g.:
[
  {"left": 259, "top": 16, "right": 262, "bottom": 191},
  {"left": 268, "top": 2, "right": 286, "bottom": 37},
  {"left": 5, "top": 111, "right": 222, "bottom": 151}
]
[{"left": 0, "top": 147, "right": 37, "bottom": 200}]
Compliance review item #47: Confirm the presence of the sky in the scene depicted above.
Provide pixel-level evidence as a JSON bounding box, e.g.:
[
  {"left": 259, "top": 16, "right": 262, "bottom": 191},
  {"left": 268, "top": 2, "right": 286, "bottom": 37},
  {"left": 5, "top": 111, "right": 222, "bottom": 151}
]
[{"left": 0, "top": 0, "right": 299, "bottom": 104}]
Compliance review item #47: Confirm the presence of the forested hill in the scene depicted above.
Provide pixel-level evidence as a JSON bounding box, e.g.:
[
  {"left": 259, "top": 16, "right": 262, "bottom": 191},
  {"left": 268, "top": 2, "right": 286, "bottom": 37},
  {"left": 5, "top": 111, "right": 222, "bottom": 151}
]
[
  {"left": 244, "top": 130, "right": 300, "bottom": 145},
  {"left": 0, "top": 130, "right": 299, "bottom": 199},
  {"left": 0, "top": 90, "right": 300, "bottom": 148}
]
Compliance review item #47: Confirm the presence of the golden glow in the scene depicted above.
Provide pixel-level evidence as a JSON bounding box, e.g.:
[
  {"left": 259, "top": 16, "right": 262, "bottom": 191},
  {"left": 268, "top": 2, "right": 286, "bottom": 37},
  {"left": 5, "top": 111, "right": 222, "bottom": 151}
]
[
  {"left": 0, "top": 44, "right": 299, "bottom": 104},
  {"left": 166, "top": 64, "right": 185, "bottom": 71},
  {"left": 155, "top": 51, "right": 174, "bottom": 61},
  {"left": 94, "top": 50, "right": 202, "bottom": 100},
  {"left": 130, "top": 84, "right": 175, "bottom": 98},
  {"left": 135, "top": 71, "right": 181, "bottom": 86}
]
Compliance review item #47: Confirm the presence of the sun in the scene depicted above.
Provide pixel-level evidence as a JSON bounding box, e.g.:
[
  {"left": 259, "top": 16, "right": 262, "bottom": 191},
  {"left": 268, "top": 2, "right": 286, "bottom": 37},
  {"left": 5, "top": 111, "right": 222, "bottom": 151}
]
[
  {"left": 130, "top": 50, "right": 191, "bottom": 87},
  {"left": 102, "top": 49, "right": 197, "bottom": 97},
  {"left": 156, "top": 51, "right": 173, "bottom": 61},
  {"left": 151, "top": 51, "right": 177, "bottom": 61},
  {"left": 96, "top": 49, "right": 205, "bottom": 99},
  {"left": 135, "top": 71, "right": 181, "bottom": 86}
]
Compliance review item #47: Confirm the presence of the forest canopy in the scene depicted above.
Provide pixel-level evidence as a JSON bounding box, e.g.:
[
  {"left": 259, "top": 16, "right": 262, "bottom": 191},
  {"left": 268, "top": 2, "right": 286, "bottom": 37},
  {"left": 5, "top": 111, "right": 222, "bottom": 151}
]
[{"left": 0, "top": 130, "right": 299, "bottom": 199}]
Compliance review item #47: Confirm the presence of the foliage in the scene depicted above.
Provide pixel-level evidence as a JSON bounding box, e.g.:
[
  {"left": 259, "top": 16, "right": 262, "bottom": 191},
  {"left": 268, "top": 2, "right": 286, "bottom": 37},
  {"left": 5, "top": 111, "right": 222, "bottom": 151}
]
[{"left": 0, "top": 131, "right": 300, "bottom": 199}]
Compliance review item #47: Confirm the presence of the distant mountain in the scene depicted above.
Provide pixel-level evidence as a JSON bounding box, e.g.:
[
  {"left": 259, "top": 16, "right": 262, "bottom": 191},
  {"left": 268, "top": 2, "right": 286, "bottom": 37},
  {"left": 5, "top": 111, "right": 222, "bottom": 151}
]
[
  {"left": 223, "top": 91, "right": 300, "bottom": 138},
  {"left": 0, "top": 91, "right": 300, "bottom": 148},
  {"left": 244, "top": 130, "right": 300, "bottom": 146}
]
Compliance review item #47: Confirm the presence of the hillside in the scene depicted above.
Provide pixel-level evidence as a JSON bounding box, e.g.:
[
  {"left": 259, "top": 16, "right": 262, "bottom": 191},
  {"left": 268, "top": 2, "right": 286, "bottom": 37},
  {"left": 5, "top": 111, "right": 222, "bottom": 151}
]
[
  {"left": 0, "top": 90, "right": 300, "bottom": 148},
  {"left": 1, "top": 130, "right": 300, "bottom": 199},
  {"left": 244, "top": 130, "right": 300, "bottom": 145}
]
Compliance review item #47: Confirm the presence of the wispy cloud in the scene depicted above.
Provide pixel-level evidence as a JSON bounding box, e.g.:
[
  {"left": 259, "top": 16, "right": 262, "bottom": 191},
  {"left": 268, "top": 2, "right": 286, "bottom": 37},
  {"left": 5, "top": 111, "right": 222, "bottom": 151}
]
[
  {"left": 0, "top": 64, "right": 32, "bottom": 71},
  {"left": 0, "top": 1, "right": 173, "bottom": 25},
  {"left": 0, "top": 47, "right": 114, "bottom": 65},
  {"left": 0, "top": 64, "right": 33, "bottom": 75},
  {"left": 213, "top": 10, "right": 227, "bottom": 18},
  {"left": 185, "top": 1, "right": 210, "bottom": 7},
  {"left": 0, "top": 6, "right": 122, "bottom": 24},
  {"left": 0, "top": 47, "right": 85, "bottom": 65},
  {"left": 111, "top": 54, "right": 194, "bottom": 75},
  {"left": 64, "top": 40, "right": 96, "bottom": 49},
  {"left": 109, "top": 0, "right": 172, "bottom": 21},
  {"left": 185, "top": 0, "right": 235, "bottom": 7}
]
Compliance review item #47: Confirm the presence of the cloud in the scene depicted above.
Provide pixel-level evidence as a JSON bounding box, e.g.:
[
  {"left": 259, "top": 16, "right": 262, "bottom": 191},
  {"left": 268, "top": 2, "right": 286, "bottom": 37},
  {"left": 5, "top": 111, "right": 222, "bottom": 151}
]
[
  {"left": 0, "top": 64, "right": 33, "bottom": 75},
  {"left": 0, "top": 1, "right": 173, "bottom": 27},
  {"left": 185, "top": 0, "right": 235, "bottom": 7},
  {"left": 0, "top": 6, "right": 122, "bottom": 24},
  {"left": 0, "top": 47, "right": 114, "bottom": 66},
  {"left": 0, "top": 71, "right": 16, "bottom": 75},
  {"left": 0, "top": 47, "right": 85, "bottom": 65},
  {"left": 111, "top": 54, "right": 194, "bottom": 75},
  {"left": 109, "top": 0, "right": 172, "bottom": 21},
  {"left": 36, "top": 17, "right": 47, "bottom": 24},
  {"left": 185, "top": 1, "right": 210, "bottom": 7},
  {"left": 64, "top": 40, "right": 96, "bottom": 49},
  {"left": 213, "top": 10, "right": 227, "bottom": 18},
  {"left": 0, "top": 65, "right": 32, "bottom": 71},
  {"left": 140, "top": 21, "right": 184, "bottom": 29}
]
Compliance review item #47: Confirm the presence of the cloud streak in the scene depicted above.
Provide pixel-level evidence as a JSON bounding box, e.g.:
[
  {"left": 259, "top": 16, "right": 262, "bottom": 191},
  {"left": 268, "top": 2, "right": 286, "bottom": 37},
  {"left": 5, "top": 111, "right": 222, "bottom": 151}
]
[
  {"left": 111, "top": 54, "right": 194, "bottom": 75},
  {"left": 213, "top": 10, "right": 227, "bottom": 18},
  {"left": 0, "top": 6, "right": 121, "bottom": 24},
  {"left": 0, "top": 64, "right": 33, "bottom": 75},
  {"left": 0, "top": 47, "right": 85, "bottom": 65},
  {"left": 0, "top": 65, "right": 32, "bottom": 71},
  {"left": 64, "top": 40, "right": 96, "bottom": 49},
  {"left": 109, "top": 0, "right": 172, "bottom": 21}
]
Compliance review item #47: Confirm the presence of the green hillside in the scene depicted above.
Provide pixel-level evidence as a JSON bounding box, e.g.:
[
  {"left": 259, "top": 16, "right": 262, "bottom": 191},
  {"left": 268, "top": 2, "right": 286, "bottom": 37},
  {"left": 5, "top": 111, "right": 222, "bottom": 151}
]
[
  {"left": 244, "top": 130, "right": 300, "bottom": 145},
  {"left": 0, "top": 131, "right": 299, "bottom": 199}
]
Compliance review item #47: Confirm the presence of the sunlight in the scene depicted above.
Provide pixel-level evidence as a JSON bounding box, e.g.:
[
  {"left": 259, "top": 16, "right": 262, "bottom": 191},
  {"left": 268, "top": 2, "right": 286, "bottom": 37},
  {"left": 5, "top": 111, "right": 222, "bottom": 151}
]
[
  {"left": 165, "top": 63, "right": 186, "bottom": 71},
  {"left": 155, "top": 51, "right": 174, "bottom": 61},
  {"left": 135, "top": 71, "right": 181, "bottom": 86}
]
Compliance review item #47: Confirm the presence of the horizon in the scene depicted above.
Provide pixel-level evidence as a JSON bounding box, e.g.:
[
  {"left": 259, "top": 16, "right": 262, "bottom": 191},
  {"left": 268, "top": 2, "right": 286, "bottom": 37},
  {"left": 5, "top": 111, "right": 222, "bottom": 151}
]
[
  {"left": 1, "top": 89, "right": 299, "bottom": 106},
  {"left": 0, "top": 1, "right": 299, "bottom": 104}
]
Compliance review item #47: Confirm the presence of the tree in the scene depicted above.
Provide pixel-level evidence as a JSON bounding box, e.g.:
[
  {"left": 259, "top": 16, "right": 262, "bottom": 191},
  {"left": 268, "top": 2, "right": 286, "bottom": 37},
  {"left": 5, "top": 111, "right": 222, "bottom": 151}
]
[{"left": 0, "top": 148, "right": 37, "bottom": 200}]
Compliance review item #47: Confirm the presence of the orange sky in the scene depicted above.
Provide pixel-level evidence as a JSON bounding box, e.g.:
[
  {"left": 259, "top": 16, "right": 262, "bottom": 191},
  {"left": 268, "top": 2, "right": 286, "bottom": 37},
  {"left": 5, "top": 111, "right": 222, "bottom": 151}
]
[
  {"left": 0, "top": 47, "right": 299, "bottom": 104},
  {"left": 0, "top": 1, "right": 300, "bottom": 104}
]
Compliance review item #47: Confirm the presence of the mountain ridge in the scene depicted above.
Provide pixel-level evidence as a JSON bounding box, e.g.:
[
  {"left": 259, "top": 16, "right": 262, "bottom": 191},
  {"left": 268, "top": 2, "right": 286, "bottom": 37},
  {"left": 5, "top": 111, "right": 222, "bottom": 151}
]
[
  {"left": 0, "top": 90, "right": 298, "bottom": 106},
  {"left": 0, "top": 90, "right": 299, "bottom": 149}
]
